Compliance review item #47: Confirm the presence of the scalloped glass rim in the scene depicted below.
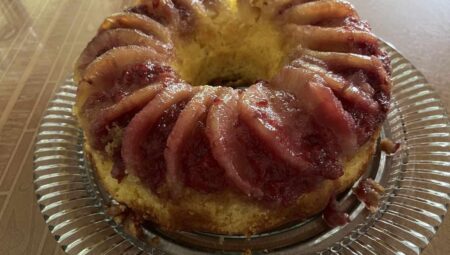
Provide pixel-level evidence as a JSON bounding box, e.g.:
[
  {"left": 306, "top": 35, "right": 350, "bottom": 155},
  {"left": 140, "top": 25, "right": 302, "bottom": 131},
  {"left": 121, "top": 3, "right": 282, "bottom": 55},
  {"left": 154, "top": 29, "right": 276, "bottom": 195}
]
[{"left": 33, "top": 41, "right": 450, "bottom": 255}]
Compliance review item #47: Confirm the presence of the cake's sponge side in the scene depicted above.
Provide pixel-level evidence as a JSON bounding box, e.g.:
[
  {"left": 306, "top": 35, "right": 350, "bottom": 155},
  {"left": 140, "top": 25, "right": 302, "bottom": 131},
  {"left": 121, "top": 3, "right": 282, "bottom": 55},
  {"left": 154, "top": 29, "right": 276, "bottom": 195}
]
[{"left": 85, "top": 129, "right": 379, "bottom": 235}]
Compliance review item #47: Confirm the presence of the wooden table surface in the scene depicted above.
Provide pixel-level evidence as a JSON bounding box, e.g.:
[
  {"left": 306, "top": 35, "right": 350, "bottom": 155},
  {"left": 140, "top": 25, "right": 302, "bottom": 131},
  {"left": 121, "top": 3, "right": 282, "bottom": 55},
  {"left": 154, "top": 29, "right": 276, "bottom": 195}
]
[{"left": 0, "top": 0, "right": 449, "bottom": 254}]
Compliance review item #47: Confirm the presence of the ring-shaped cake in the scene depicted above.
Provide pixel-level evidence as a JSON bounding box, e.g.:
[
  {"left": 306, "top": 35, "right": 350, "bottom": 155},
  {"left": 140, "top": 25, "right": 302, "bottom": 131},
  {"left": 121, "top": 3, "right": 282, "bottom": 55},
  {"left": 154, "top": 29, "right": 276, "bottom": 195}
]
[{"left": 74, "top": 0, "right": 391, "bottom": 234}]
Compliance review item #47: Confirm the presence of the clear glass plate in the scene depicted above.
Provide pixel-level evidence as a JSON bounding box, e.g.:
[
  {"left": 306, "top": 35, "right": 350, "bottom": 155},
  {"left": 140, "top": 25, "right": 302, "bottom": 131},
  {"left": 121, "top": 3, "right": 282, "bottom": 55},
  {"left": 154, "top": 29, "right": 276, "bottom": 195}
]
[{"left": 33, "top": 42, "right": 450, "bottom": 255}]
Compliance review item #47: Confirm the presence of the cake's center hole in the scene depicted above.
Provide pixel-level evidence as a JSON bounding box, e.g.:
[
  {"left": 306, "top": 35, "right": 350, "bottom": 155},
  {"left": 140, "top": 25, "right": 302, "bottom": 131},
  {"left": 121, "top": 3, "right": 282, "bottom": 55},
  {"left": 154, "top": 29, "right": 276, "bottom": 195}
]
[{"left": 172, "top": 3, "right": 286, "bottom": 87}]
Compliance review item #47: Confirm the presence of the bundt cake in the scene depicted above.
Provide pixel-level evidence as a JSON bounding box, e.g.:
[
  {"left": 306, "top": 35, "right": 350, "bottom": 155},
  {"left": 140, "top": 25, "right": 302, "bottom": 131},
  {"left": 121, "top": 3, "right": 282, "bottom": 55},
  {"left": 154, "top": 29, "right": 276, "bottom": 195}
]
[{"left": 74, "top": 0, "right": 391, "bottom": 234}]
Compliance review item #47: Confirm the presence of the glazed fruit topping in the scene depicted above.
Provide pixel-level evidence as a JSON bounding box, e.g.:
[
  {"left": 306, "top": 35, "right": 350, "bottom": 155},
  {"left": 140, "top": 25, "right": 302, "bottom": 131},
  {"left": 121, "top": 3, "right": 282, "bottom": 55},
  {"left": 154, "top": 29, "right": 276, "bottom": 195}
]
[
  {"left": 323, "top": 195, "right": 350, "bottom": 227},
  {"left": 353, "top": 178, "right": 385, "bottom": 213}
]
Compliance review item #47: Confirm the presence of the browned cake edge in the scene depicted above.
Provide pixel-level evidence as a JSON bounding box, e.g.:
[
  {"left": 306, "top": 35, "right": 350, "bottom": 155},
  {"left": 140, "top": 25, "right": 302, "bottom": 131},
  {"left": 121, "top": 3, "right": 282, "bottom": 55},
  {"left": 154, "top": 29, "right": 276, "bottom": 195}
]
[{"left": 84, "top": 129, "right": 379, "bottom": 235}]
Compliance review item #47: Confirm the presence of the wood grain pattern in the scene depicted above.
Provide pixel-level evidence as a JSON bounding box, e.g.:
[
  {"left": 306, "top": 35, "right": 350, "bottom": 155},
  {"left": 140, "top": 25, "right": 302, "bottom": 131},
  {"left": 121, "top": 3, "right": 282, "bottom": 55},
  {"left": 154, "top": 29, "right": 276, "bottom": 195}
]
[{"left": 0, "top": 0, "right": 449, "bottom": 254}]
